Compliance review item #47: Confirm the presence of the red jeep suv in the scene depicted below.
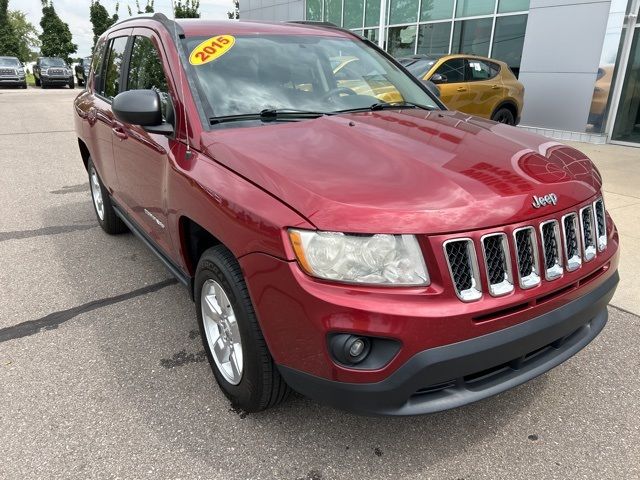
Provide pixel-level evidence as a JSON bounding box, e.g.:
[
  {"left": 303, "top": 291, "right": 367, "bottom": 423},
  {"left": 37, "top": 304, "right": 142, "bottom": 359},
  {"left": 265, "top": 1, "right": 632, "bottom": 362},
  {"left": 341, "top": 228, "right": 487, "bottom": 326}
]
[{"left": 73, "top": 14, "right": 619, "bottom": 415}]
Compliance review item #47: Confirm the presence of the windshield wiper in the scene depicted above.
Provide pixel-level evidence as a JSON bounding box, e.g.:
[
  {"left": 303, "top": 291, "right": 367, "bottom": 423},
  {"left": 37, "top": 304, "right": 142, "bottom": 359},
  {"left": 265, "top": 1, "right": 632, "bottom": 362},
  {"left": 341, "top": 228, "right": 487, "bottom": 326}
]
[
  {"left": 335, "top": 101, "right": 435, "bottom": 114},
  {"left": 210, "top": 108, "right": 331, "bottom": 125}
]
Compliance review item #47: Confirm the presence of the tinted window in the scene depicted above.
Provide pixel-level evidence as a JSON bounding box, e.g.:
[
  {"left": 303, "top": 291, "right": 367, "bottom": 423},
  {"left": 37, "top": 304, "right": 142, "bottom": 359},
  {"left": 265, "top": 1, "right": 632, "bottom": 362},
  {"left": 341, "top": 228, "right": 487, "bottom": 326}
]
[
  {"left": 404, "top": 59, "right": 436, "bottom": 79},
  {"left": 416, "top": 22, "right": 451, "bottom": 56},
  {"left": 434, "top": 58, "right": 465, "bottom": 83},
  {"left": 466, "top": 59, "right": 498, "bottom": 81},
  {"left": 491, "top": 14, "right": 528, "bottom": 76},
  {"left": 41, "top": 57, "right": 66, "bottom": 67},
  {"left": 92, "top": 39, "right": 107, "bottom": 90},
  {"left": 0, "top": 57, "right": 21, "bottom": 67},
  {"left": 452, "top": 18, "right": 493, "bottom": 57},
  {"left": 101, "top": 36, "right": 128, "bottom": 100}
]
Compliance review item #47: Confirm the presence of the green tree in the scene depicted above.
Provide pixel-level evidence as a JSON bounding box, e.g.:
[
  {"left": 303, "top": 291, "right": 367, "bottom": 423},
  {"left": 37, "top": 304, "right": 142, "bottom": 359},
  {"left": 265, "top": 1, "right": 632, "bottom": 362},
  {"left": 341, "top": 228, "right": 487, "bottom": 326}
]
[
  {"left": 174, "top": 0, "right": 200, "bottom": 18},
  {"left": 89, "top": 0, "right": 119, "bottom": 49},
  {"left": 39, "top": 0, "right": 77, "bottom": 62},
  {"left": 0, "top": 0, "right": 20, "bottom": 58},
  {"left": 134, "top": 0, "right": 154, "bottom": 14},
  {"left": 227, "top": 0, "right": 239, "bottom": 19},
  {"left": 8, "top": 10, "right": 40, "bottom": 62}
]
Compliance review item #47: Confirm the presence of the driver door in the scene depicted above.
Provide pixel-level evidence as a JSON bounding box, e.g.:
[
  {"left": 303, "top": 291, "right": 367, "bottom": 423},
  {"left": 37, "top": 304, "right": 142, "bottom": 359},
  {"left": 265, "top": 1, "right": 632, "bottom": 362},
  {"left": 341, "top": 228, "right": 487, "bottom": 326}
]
[{"left": 428, "top": 58, "right": 470, "bottom": 111}]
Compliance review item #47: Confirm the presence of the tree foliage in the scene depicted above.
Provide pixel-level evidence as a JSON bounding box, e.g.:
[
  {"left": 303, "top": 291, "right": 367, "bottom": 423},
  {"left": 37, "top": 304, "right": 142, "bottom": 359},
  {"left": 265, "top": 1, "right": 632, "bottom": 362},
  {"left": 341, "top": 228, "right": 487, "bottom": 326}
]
[
  {"left": 0, "top": 0, "right": 20, "bottom": 58},
  {"left": 227, "top": 0, "right": 239, "bottom": 19},
  {"left": 135, "top": 0, "right": 154, "bottom": 14},
  {"left": 8, "top": 10, "right": 40, "bottom": 62},
  {"left": 174, "top": 0, "right": 200, "bottom": 18},
  {"left": 39, "top": 0, "right": 77, "bottom": 62},
  {"left": 89, "top": 0, "right": 119, "bottom": 49}
]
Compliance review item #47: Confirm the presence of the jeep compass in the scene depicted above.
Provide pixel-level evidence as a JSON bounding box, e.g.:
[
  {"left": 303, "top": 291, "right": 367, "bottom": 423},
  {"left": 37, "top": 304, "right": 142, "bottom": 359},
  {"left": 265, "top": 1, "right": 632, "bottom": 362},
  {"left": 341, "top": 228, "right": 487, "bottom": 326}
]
[{"left": 73, "top": 14, "right": 619, "bottom": 415}]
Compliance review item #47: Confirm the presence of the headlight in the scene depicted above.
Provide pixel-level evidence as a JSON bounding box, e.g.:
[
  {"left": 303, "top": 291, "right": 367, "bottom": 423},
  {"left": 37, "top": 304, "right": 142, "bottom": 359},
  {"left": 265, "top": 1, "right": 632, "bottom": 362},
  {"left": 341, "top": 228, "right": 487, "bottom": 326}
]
[
  {"left": 288, "top": 229, "right": 429, "bottom": 286},
  {"left": 18, "top": 68, "right": 25, "bottom": 75}
]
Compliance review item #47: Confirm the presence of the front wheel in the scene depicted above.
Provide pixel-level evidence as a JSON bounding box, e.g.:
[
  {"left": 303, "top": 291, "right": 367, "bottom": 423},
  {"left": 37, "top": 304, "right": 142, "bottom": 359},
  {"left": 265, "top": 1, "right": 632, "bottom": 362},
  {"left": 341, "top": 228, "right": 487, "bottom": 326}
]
[
  {"left": 68, "top": 77, "right": 74, "bottom": 89},
  {"left": 491, "top": 107, "right": 516, "bottom": 125},
  {"left": 195, "top": 245, "right": 291, "bottom": 412},
  {"left": 87, "top": 159, "right": 128, "bottom": 234},
  {"left": 34, "top": 76, "right": 40, "bottom": 87}
]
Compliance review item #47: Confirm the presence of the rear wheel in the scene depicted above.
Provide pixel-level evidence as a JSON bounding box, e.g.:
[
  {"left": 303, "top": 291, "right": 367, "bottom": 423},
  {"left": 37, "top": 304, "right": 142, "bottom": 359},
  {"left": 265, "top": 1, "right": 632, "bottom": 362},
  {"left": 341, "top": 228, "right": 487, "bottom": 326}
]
[
  {"left": 87, "top": 159, "right": 128, "bottom": 234},
  {"left": 491, "top": 107, "right": 516, "bottom": 125},
  {"left": 195, "top": 245, "right": 291, "bottom": 412},
  {"left": 35, "top": 76, "right": 40, "bottom": 87}
]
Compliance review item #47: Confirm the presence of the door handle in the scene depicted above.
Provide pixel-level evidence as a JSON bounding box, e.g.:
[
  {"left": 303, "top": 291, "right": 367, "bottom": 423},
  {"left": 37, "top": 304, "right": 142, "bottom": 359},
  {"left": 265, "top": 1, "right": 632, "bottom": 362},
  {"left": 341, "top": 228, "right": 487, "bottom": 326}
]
[
  {"left": 112, "top": 125, "right": 128, "bottom": 140},
  {"left": 457, "top": 87, "right": 467, "bottom": 92},
  {"left": 491, "top": 85, "right": 501, "bottom": 89}
]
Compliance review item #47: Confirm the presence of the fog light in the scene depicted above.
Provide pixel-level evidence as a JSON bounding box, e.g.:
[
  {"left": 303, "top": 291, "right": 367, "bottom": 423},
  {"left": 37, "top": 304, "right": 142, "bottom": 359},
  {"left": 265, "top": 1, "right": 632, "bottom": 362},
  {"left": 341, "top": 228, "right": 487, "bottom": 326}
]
[{"left": 349, "top": 338, "right": 366, "bottom": 357}]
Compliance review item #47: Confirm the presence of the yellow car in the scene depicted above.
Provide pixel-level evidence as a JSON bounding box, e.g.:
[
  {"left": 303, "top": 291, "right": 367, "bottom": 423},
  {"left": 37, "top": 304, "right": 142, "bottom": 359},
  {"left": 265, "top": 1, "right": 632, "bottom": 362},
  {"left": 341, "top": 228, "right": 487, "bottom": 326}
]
[
  {"left": 398, "top": 54, "right": 525, "bottom": 125},
  {"left": 332, "top": 55, "right": 404, "bottom": 103}
]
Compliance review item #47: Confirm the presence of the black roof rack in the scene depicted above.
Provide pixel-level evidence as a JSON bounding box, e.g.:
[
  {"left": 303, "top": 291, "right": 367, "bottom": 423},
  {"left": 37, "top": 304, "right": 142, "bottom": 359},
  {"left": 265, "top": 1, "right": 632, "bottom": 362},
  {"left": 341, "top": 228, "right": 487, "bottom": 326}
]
[{"left": 111, "top": 12, "right": 184, "bottom": 36}]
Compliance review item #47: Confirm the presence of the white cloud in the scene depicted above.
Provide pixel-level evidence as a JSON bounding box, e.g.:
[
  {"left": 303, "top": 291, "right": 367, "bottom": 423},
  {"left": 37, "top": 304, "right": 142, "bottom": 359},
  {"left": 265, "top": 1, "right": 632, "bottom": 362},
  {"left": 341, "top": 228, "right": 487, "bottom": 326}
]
[{"left": 10, "top": 0, "right": 233, "bottom": 57}]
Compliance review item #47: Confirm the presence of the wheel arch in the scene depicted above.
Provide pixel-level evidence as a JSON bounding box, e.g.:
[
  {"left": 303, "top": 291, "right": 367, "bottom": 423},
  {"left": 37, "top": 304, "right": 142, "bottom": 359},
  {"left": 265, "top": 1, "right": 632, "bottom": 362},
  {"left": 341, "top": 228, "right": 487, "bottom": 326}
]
[
  {"left": 491, "top": 100, "right": 519, "bottom": 122},
  {"left": 179, "top": 216, "right": 223, "bottom": 278},
  {"left": 77, "top": 138, "right": 91, "bottom": 171}
]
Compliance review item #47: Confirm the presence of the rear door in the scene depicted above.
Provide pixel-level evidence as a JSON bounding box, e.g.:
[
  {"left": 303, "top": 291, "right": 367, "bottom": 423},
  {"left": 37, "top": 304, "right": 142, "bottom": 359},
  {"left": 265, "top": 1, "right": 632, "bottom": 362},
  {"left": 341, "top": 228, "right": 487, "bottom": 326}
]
[
  {"left": 111, "top": 27, "right": 177, "bottom": 254},
  {"left": 463, "top": 59, "right": 505, "bottom": 118},
  {"left": 429, "top": 58, "right": 470, "bottom": 111}
]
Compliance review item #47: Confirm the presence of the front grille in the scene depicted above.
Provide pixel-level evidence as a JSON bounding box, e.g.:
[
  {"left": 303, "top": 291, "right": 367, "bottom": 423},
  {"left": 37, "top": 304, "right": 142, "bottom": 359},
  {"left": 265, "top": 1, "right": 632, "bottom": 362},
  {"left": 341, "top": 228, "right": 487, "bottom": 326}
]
[
  {"left": 562, "top": 213, "right": 581, "bottom": 271},
  {"left": 444, "top": 239, "right": 481, "bottom": 301},
  {"left": 513, "top": 227, "right": 540, "bottom": 289},
  {"left": 47, "top": 68, "right": 65, "bottom": 76},
  {"left": 481, "top": 233, "right": 513, "bottom": 296},
  {"left": 540, "top": 220, "right": 563, "bottom": 280},
  {"left": 0, "top": 68, "right": 16, "bottom": 76},
  {"left": 443, "top": 198, "right": 609, "bottom": 302},
  {"left": 580, "top": 205, "right": 596, "bottom": 261},
  {"left": 594, "top": 198, "right": 607, "bottom": 251}
]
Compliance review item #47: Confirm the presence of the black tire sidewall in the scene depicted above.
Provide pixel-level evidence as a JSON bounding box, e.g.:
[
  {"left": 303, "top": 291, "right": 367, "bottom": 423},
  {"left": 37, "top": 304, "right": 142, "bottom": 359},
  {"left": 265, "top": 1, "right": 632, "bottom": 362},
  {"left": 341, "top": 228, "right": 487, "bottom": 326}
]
[
  {"left": 493, "top": 107, "right": 515, "bottom": 125},
  {"left": 195, "top": 248, "right": 265, "bottom": 410}
]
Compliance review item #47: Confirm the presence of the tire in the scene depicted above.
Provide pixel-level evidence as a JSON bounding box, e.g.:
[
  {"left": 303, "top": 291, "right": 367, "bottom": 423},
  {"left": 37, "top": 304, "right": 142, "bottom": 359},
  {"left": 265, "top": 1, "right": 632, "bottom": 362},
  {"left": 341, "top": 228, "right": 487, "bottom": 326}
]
[
  {"left": 41, "top": 80, "right": 47, "bottom": 89},
  {"left": 491, "top": 107, "right": 516, "bottom": 125},
  {"left": 68, "top": 77, "right": 74, "bottom": 89},
  {"left": 195, "top": 245, "right": 291, "bottom": 412},
  {"left": 87, "top": 159, "right": 128, "bottom": 234},
  {"left": 34, "top": 76, "right": 40, "bottom": 87},
  {"left": 21, "top": 82, "right": 27, "bottom": 89}
]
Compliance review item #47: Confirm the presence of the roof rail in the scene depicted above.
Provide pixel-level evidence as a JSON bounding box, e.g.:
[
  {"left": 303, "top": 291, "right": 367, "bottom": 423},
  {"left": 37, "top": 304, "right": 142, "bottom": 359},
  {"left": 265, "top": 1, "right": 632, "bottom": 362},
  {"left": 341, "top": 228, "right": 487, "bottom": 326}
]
[
  {"left": 287, "top": 21, "right": 338, "bottom": 27},
  {"left": 111, "top": 12, "right": 184, "bottom": 36}
]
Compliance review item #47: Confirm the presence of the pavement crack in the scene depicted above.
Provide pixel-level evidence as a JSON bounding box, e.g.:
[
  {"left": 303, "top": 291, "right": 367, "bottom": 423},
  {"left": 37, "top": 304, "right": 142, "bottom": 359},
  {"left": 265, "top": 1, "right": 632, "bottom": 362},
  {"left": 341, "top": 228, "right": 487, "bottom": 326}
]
[
  {"left": 0, "top": 224, "right": 95, "bottom": 242},
  {"left": 50, "top": 184, "right": 89, "bottom": 194},
  {"left": 0, "top": 278, "right": 178, "bottom": 343}
]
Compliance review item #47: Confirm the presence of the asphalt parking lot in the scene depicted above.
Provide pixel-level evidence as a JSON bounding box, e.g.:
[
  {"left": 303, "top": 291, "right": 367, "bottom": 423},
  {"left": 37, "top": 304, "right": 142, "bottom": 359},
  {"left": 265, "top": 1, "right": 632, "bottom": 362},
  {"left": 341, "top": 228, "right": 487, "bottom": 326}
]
[{"left": 0, "top": 86, "right": 638, "bottom": 480}]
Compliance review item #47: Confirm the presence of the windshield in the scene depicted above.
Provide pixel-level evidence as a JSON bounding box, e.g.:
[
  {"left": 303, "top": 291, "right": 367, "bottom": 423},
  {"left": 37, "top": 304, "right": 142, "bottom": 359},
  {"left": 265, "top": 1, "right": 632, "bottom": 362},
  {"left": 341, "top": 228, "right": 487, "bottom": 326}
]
[
  {"left": 0, "top": 58, "right": 21, "bottom": 67},
  {"left": 184, "top": 34, "right": 440, "bottom": 120},
  {"left": 41, "top": 57, "right": 66, "bottom": 67},
  {"left": 400, "top": 59, "right": 437, "bottom": 79}
]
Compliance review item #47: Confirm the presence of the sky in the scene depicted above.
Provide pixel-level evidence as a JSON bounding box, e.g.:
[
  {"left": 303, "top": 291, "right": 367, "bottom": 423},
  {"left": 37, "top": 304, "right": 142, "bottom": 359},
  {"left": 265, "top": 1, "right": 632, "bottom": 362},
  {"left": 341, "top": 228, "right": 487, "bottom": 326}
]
[{"left": 13, "top": 0, "right": 233, "bottom": 57}]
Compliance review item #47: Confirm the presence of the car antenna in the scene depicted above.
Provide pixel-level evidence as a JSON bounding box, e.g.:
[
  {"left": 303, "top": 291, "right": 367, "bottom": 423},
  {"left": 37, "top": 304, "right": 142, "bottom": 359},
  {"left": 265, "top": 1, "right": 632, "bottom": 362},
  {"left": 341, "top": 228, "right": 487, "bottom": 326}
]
[{"left": 168, "top": 3, "right": 192, "bottom": 160}]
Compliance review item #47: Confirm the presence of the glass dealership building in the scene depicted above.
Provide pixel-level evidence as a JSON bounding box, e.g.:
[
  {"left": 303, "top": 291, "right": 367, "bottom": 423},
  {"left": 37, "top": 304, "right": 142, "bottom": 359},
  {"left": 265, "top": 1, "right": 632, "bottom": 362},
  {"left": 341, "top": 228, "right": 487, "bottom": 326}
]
[{"left": 241, "top": 0, "right": 640, "bottom": 146}]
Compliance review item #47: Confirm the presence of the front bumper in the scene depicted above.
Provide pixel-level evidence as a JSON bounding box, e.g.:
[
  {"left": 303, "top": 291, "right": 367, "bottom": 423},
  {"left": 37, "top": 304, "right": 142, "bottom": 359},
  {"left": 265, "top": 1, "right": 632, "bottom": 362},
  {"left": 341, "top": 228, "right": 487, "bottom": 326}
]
[
  {"left": 0, "top": 77, "right": 25, "bottom": 85},
  {"left": 42, "top": 76, "right": 71, "bottom": 84},
  {"left": 278, "top": 270, "right": 618, "bottom": 415}
]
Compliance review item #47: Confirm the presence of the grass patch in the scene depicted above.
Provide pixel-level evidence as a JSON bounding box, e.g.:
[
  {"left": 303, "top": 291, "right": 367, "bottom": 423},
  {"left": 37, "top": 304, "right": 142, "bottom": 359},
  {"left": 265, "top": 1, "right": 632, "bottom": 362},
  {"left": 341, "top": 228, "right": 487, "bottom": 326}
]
[{"left": 26, "top": 73, "right": 35, "bottom": 86}]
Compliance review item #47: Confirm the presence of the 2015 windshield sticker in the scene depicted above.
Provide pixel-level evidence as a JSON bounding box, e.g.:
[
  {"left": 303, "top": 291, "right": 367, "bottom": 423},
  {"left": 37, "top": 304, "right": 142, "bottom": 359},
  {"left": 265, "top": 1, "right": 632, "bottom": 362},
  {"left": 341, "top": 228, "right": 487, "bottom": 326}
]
[{"left": 189, "top": 35, "right": 235, "bottom": 65}]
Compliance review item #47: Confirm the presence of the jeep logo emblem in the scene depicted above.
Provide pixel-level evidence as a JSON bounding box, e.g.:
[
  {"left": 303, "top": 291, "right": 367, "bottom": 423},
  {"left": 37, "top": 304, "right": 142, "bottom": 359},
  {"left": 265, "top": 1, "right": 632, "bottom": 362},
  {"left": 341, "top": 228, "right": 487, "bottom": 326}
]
[{"left": 532, "top": 193, "right": 558, "bottom": 209}]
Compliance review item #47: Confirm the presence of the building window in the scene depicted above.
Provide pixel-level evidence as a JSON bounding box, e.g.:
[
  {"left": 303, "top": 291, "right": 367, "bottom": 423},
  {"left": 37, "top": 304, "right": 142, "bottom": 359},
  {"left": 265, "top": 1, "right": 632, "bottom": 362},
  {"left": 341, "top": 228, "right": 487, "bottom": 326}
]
[
  {"left": 364, "top": 0, "right": 380, "bottom": 27},
  {"left": 497, "top": 0, "right": 529, "bottom": 13},
  {"left": 387, "top": 25, "right": 417, "bottom": 57},
  {"left": 306, "top": 0, "right": 323, "bottom": 21},
  {"left": 455, "top": 0, "right": 495, "bottom": 18},
  {"left": 326, "top": 0, "right": 341, "bottom": 25},
  {"left": 417, "top": 22, "right": 451, "bottom": 55},
  {"left": 343, "top": 0, "right": 364, "bottom": 28},
  {"left": 452, "top": 18, "right": 493, "bottom": 57},
  {"left": 420, "top": 0, "right": 454, "bottom": 22},
  {"left": 364, "top": 28, "right": 379, "bottom": 43},
  {"left": 491, "top": 14, "right": 527, "bottom": 76},
  {"left": 388, "top": 0, "right": 419, "bottom": 25}
]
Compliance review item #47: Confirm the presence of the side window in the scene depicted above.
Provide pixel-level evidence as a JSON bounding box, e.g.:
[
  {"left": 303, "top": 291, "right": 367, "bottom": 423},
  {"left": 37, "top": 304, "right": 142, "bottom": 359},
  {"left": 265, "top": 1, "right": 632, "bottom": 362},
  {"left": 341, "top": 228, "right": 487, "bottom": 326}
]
[
  {"left": 91, "top": 39, "right": 107, "bottom": 90},
  {"left": 434, "top": 58, "right": 465, "bottom": 84},
  {"left": 100, "top": 36, "right": 128, "bottom": 100},
  {"left": 126, "top": 35, "right": 172, "bottom": 121},
  {"left": 467, "top": 60, "right": 498, "bottom": 82}
]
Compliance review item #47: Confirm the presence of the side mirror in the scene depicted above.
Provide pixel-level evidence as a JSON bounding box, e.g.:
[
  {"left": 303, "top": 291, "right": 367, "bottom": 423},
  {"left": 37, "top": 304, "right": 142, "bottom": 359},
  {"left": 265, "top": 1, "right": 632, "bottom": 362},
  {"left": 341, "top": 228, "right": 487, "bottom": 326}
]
[
  {"left": 422, "top": 80, "right": 441, "bottom": 98},
  {"left": 112, "top": 89, "right": 173, "bottom": 135},
  {"left": 430, "top": 73, "right": 447, "bottom": 84}
]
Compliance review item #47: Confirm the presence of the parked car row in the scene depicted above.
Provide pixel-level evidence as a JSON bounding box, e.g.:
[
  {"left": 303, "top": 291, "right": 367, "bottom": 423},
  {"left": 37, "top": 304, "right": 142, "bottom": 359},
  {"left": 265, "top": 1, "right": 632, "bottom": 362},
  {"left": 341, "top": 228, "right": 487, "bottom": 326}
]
[
  {"left": 0, "top": 56, "right": 27, "bottom": 88},
  {"left": 33, "top": 56, "right": 75, "bottom": 88}
]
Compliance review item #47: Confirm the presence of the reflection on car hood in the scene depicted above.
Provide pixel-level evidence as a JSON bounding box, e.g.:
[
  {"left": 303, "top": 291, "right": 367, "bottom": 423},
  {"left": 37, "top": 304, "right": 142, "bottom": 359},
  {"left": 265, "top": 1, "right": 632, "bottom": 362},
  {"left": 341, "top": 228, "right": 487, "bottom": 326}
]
[{"left": 201, "top": 110, "right": 602, "bottom": 234}]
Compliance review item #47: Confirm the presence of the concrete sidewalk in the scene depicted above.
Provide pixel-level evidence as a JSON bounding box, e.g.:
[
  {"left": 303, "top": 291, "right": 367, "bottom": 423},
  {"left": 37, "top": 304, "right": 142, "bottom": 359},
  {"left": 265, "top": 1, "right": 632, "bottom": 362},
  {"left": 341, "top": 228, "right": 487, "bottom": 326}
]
[{"left": 567, "top": 141, "right": 640, "bottom": 316}]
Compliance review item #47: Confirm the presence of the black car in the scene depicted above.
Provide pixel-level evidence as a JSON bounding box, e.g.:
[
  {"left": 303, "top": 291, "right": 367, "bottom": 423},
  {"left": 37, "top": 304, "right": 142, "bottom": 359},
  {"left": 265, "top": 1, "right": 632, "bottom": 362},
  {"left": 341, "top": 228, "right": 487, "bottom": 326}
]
[
  {"left": 0, "top": 56, "right": 27, "bottom": 88},
  {"left": 33, "top": 57, "right": 74, "bottom": 88},
  {"left": 75, "top": 57, "right": 92, "bottom": 86}
]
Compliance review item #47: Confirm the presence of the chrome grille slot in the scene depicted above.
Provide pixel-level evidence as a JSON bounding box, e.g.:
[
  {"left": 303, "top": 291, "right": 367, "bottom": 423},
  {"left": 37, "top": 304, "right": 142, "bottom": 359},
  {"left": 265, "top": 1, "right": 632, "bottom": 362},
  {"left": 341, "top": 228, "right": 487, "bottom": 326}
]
[
  {"left": 444, "top": 239, "right": 482, "bottom": 302},
  {"left": 580, "top": 206, "right": 596, "bottom": 262},
  {"left": 481, "top": 233, "right": 514, "bottom": 296},
  {"left": 561, "top": 213, "right": 581, "bottom": 271},
  {"left": 513, "top": 227, "right": 540, "bottom": 289},
  {"left": 540, "top": 220, "right": 563, "bottom": 280},
  {"left": 594, "top": 198, "right": 607, "bottom": 251}
]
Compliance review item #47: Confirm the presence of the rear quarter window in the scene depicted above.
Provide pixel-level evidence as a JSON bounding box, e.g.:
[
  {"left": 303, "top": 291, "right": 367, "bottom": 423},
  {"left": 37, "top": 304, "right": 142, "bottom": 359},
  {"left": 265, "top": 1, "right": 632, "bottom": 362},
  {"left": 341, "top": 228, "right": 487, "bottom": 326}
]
[{"left": 100, "top": 36, "right": 128, "bottom": 101}]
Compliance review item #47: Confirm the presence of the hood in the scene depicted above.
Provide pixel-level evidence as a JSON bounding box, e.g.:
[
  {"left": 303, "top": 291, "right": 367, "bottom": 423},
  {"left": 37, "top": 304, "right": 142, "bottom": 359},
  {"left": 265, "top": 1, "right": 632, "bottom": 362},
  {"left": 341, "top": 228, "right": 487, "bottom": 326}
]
[{"left": 200, "top": 110, "right": 602, "bottom": 234}]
